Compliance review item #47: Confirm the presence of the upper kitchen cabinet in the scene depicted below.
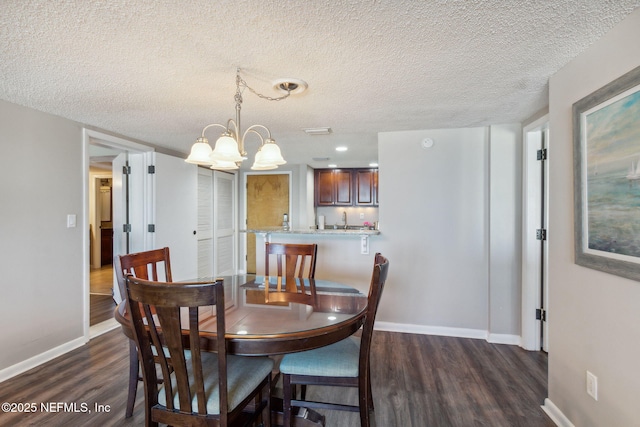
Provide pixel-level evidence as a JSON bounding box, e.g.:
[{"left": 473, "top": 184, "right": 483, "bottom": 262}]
[
  {"left": 354, "top": 168, "right": 378, "bottom": 206},
  {"left": 315, "top": 169, "right": 353, "bottom": 206},
  {"left": 314, "top": 168, "right": 378, "bottom": 206}
]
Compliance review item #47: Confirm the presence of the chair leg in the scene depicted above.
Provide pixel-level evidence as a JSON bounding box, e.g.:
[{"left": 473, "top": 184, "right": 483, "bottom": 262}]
[
  {"left": 263, "top": 373, "right": 272, "bottom": 427},
  {"left": 126, "top": 340, "right": 139, "bottom": 418},
  {"left": 359, "top": 369, "right": 373, "bottom": 427},
  {"left": 367, "top": 369, "right": 375, "bottom": 412},
  {"left": 283, "top": 374, "right": 293, "bottom": 427}
]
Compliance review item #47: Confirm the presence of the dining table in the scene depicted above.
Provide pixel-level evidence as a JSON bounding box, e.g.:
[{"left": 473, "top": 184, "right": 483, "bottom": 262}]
[{"left": 114, "top": 273, "right": 369, "bottom": 426}]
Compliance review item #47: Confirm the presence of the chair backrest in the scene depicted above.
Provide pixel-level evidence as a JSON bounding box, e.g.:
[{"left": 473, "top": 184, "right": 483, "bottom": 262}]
[
  {"left": 264, "top": 243, "right": 318, "bottom": 305},
  {"left": 263, "top": 276, "right": 319, "bottom": 306},
  {"left": 359, "top": 253, "right": 390, "bottom": 373},
  {"left": 125, "top": 275, "right": 228, "bottom": 421},
  {"left": 114, "top": 247, "right": 172, "bottom": 302},
  {"left": 265, "top": 243, "right": 317, "bottom": 281}
]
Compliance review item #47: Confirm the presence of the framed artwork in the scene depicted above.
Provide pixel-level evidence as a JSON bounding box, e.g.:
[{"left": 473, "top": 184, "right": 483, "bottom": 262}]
[{"left": 573, "top": 65, "right": 640, "bottom": 281}]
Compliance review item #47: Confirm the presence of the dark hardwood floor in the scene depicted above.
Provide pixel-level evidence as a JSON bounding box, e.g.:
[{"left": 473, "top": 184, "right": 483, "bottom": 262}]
[
  {"left": 90, "top": 294, "right": 116, "bottom": 325},
  {"left": 90, "top": 265, "right": 116, "bottom": 326},
  {"left": 0, "top": 330, "right": 553, "bottom": 427}
]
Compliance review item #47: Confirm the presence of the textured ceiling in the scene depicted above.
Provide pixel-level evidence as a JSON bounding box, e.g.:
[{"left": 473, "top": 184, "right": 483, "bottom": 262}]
[{"left": 1, "top": 0, "right": 639, "bottom": 168}]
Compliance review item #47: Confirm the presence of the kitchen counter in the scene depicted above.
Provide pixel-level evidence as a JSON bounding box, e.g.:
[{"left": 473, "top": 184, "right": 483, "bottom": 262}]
[{"left": 242, "top": 227, "right": 380, "bottom": 236}]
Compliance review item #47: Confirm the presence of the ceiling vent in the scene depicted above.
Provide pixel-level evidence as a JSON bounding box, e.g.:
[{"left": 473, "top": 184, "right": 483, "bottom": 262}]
[{"left": 303, "top": 127, "right": 332, "bottom": 135}]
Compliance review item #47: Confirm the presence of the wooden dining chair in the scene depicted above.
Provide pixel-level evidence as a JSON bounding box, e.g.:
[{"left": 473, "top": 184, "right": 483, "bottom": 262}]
[
  {"left": 114, "top": 247, "right": 172, "bottom": 418},
  {"left": 264, "top": 243, "right": 318, "bottom": 304},
  {"left": 263, "top": 276, "right": 319, "bottom": 306},
  {"left": 279, "top": 253, "right": 389, "bottom": 427},
  {"left": 125, "top": 275, "right": 273, "bottom": 427}
]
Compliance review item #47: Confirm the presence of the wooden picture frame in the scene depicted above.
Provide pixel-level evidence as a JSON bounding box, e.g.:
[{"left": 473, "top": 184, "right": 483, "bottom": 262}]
[{"left": 573, "top": 65, "right": 640, "bottom": 281}]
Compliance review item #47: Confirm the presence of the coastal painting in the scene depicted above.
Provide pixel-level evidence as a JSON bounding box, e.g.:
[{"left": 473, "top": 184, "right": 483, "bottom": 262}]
[
  {"left": 573, "top": 65, "right": 640, "bottom": 281},
  {"left": 585, "top": 88, "right": 640, "bottom": 256}
]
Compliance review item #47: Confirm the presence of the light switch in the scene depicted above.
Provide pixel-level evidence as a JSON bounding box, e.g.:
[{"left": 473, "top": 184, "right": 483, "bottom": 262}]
[{"left": 67, "top": 214, "right": 77, "bottom": 228}]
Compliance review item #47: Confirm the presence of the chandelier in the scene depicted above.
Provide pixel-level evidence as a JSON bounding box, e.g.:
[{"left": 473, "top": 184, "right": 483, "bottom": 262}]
[{"left": 185, "top": 68, "right": 307, "bottom": 170}]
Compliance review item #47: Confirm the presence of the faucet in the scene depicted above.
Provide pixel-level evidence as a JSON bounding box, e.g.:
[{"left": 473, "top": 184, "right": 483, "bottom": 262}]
[{"left": 342, "top": 211, "right": 347, "bottom": 229}]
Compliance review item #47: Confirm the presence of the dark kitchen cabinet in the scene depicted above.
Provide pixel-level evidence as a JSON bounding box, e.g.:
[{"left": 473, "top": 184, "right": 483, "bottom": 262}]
[
  {"left": 314, "top": 168, "right": 378, "bottom": 206},
  {"left": 315, "top": 169, "right": 353, "bottom": 206},
  {"left": 354, "top": 168, "right": 378, "bottom": 206}
]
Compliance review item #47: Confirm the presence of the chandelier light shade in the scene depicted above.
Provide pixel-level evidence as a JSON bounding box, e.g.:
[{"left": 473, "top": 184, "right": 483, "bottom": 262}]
[
  {"left": 251, "top": 141, "right": 286, "bottom": 170},
  {"left": 185, "top": 69, "right": 306, "bottom": 170},
  {"left": 210, "top": 159, "right": 240, "bottom": 170},
  {"left": 185, "top": 137, "right": 214, "bottom": 165},
  {"left": 210, "top": 134, "right": 245, "bottom": 163}
]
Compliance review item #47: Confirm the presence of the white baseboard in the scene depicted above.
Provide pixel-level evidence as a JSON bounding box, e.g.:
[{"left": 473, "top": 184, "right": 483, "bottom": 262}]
[
  {"left": 487, "top": 332, "right": 522, "bottom": 345},
  {"left": 0, "top": 336, "right": 86, "bottom": 384},
  {"left": 375, "top": 321, "right": 521, "bottom": 346},
  {"left": 0, "top": 320, "right": 120, "bottom": 385},
  {"left": 542, "top": 398, "right": 574, "bottom": 427}
]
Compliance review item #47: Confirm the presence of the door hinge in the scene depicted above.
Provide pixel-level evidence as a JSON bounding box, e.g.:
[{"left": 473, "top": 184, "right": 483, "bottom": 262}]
[
  {"left": 123, "top": 223, "right": 132, "bottom": 233},
  {"left": 536, "top": 228, "right": 547, "bottom": 240},
  {"left": 122, "top": 165, "right": 131, "bottom": 175},
  {"left": 536, "top": 308, "right": 547, "bottom": 322},
  {"left": 148, "top": 165, "right": 156, "bottom": 174},
  {"left": 148, "top": 224, "right": 155, "bottom": 232},
  {"left": 537, "top": 149, "right": 547, "bottom": 161}
]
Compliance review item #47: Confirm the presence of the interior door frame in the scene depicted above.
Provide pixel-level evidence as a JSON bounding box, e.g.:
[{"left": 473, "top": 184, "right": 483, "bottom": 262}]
[
  {"left": 83, "top": 129, "right": 154, "bottom": 340},
  {"left": 521, "top": 115, "right": 549, "bottom": 351}
]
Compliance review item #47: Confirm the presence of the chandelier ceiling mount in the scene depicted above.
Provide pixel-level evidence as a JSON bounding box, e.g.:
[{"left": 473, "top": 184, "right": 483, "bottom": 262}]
[{"left": 186, "top": 68, "right": 307, "bottom": 171}]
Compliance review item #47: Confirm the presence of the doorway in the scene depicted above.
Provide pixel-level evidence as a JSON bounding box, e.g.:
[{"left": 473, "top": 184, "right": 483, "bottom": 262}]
[
  {"left": 245, "top": 173, "right": 291, "bottom": 274},
  {"left": 84, "top": 129, "right": 153, "bottom": 339},
  {"left": 88, "top": 171, "right": 115, "bottom": 326}
]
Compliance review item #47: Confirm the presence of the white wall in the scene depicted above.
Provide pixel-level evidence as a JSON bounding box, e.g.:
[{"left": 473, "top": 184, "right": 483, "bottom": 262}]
[
  {"left": 489, "top": 124, "right": 522, "bottom": 338},
  {"left": 377, "top": 125, "right": 522, "bottom": 339},
  {"left": 0, "top": 100, "right": 85, "bottom": 374},
  {"left": 547, "top": 8, "right": 640, "bottom": 426}
]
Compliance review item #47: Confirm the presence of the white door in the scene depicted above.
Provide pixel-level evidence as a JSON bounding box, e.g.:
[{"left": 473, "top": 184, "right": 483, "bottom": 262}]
[
  {"left": 522, "top": 118, "right": 549, "bottom": 352},
  {"left": 153, "top": 152, "right": 198, "bottom": 281},
  {"left": 111, "top": 151, "right": 150, "bottom": 302},
  {"left": 197, "top": 168, "right": 214, "bottom": 278},
  {"left": 112, "top": 152, "right": 127, "bottom": 261},
  {"left": 213, "top": 171, "right": 237, "bottom": 276}
]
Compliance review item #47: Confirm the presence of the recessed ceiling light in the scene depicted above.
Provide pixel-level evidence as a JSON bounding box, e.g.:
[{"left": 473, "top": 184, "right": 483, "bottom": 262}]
[
  {"left": 328, "top": 164, "right": 338, "bottom": 168},
  {"left": 335, "top": 146, "right": 348, "bottom": 152},
  {"left": 303, "top": 127, "right": 332, "bottom": 135},
  {"left": 369, "top": 162, "right": 378, "bottom": 167}
]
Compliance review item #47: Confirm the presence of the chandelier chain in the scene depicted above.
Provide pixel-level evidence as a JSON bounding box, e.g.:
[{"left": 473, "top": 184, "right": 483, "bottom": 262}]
[{"left": 238, "top": 76, "right": 291, "bottom": 102}]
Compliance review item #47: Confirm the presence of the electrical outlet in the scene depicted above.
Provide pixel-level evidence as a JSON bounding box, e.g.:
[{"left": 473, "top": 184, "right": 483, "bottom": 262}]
[
  {"left": 360, "top": 212, "right": 365, "bottom": 219},
  {"left": 360, "top": 235, "right": 369, "bottom": 255},
  {"left": 586, "top": 371, "right": 598, "bottom": 400}
]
